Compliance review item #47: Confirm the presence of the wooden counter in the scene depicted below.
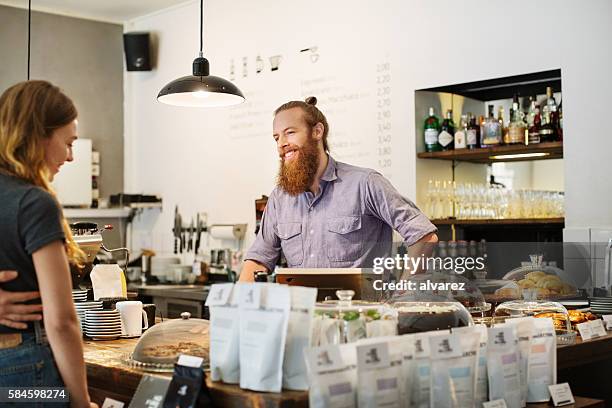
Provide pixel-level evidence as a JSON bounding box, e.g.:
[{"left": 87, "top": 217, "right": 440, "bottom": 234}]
[
  {"left": 83, "top": 338, "right": 308, "bottom": 407},
  {"left": 84, "top": 333, "right": 611, "bottom": 407}
]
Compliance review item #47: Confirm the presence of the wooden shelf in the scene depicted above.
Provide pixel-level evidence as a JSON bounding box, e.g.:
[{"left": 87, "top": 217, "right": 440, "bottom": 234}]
[
  {"left": 63, "top": 208, "right": 132, "bottom": 219},
  {"left": 431, "top": 217, "right": 565, "bottom": 226},
  {"left": 417, "top": 141, "right": 563, "bottom": 164}
]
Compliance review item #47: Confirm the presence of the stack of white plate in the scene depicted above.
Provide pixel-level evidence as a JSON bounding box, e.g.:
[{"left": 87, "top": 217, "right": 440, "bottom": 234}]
[
  {"left": 72, "top": 290, "right": 88, "bottom": 303},
  {"left": 84, "top": 310, "right": 122, "bottom": 340},
  {"left": 74, "top": 301, "right": 103, "bottom": 332},
  {"left": 589, "top": 297, "right": 612, "bottom": 315}
]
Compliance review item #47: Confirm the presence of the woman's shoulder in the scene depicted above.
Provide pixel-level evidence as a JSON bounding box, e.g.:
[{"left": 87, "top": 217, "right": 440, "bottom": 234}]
[{"left": 0, "top": 174, "right": 59, "bottom": 214}]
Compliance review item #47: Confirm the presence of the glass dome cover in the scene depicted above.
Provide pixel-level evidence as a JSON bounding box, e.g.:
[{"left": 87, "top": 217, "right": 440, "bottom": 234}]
[
  {"left": 123, "top": 312, "right": 209, "bottom": 372},
  {"left": 312, "top": 290, "right": 397, "bottom": 345},
  {"left": 494, "top": 299, "right": 571, "bottom": 330},
  {"left": 387, "top": 301, "right": 474, "bottom": 334}
]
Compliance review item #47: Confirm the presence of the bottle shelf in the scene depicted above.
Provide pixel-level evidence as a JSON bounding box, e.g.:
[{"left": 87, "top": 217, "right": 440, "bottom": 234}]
[
  {"left": 431, "top": 217, "right": 565, "bottom": 226},
  {"left": 417, "top": 141, "right": 563, "bottom": 164}
]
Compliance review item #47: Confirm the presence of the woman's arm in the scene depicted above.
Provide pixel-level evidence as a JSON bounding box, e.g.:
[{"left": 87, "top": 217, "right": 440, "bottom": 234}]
[
  {"left": 32, "top": 241, "right": 93, "bottom": 408},
  {"left": 0, "top": 270, "right": 43, "bottom": 329}
]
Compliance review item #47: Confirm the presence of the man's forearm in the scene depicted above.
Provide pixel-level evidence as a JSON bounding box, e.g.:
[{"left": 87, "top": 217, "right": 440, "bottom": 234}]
[
  {"left": 402, "top": 232, "right": 438, "bottom": 278},
  {"left": 239, "top": 260, "right": 269, "bottom": 282}
]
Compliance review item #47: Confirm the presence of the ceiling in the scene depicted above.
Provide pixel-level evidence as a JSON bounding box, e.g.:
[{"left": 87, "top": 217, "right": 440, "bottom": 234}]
[{"left": 0, "top": 0, "right": 192, "bottom": 24}]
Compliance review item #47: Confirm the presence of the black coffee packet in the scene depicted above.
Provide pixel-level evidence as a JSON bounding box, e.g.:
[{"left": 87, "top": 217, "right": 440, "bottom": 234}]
[{"left": 163, "top": 356, "right": 210, "bottom": 408}]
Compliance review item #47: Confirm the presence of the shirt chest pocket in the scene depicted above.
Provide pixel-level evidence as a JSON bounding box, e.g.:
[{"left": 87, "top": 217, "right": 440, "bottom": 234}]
[
  {"left": 326, "top": 216, "right": 363, "bottom": 262},
  {"left": 277, "top": 222, "right": 304, "bottom": 266}
]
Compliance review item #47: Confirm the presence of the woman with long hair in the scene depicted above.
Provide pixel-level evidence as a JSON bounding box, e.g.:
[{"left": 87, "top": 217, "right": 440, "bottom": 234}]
[{"left": 0, "top": 80, "right": 97, "bottom": 408}]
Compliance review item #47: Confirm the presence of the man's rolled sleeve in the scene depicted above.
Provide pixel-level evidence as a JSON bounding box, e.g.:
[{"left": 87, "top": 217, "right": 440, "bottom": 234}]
[
  {"left": 244, "top": 193, "right": 281, "bottom": 271},
  {"left": 365, "top": 172, "right": 437, "bottom": 246}
]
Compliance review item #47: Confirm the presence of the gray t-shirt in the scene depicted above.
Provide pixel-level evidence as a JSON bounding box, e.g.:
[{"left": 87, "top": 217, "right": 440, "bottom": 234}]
[
  {"left": 245, "top": 156, "right": 437, "bottom": 271},
  {"left": 0, "top": 173, "right": 65, "bottom": 333}
]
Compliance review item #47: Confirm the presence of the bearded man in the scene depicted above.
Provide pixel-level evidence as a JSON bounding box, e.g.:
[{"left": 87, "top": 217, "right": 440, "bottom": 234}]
[{"left": 240, "top": 97, "right": 438, "bottom": 282}]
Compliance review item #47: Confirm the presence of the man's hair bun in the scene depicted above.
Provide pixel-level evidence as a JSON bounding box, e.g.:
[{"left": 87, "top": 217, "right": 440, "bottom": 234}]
[{"left": 305, "top": 96, "right": 317, "bottom": 106}]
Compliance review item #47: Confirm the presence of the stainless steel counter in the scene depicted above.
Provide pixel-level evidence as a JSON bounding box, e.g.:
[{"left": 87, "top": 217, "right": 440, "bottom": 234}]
[
  {"left": 128, "top": 284, "right": 209, "bottom": 301},
  {"left": 128, "top": 283, "right": 210, "bottom": 318}
]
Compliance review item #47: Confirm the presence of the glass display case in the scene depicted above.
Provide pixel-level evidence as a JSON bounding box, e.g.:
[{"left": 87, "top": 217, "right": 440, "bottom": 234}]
[
  {"left": 312, "top": 290, "right": 397, "bottom": 345},
  {"left": 123, "top": 312, "right": 209, "bottom": 372},
  {"left": 387, "top": 301, "right": 474, "bottom": 334},
  {"left": 494, "top": 299, "right": 571, "bottom": 331},
  {"left": 503, "top": 254, "right": 577, "bottom": 299}
]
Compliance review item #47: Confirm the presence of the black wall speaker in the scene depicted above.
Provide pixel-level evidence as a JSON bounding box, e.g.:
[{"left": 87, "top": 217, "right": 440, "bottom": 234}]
[{"left": 123, "top": 32, "right": 151, "bottom": 71}]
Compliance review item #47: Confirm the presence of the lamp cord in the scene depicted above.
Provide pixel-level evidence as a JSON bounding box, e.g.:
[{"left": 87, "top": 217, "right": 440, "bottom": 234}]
[
  {"left": 199, "top": 0, "right": 203, "bottom": 54},
  {"left": 27, "top": 0, "right": 31, "bottom": 80}
]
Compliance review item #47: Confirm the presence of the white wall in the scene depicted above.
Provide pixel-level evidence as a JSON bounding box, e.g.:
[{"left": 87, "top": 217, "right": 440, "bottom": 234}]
[{"left": 124, "top": 0, "right": 612, "bottom": 257}]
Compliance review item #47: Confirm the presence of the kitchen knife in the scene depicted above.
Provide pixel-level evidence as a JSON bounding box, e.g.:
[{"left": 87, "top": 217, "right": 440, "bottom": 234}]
[
  {"left": 173, "top": 206, "right": 179, "bottom": 254},
  {"left": 194, "top": 213, "right": 201, "bottom": 256},
  {"left": 179, "top": 213, "right": 184, "bottom": 253},
  {"left": 187, "top": 219, "right": 194, "bottom": 252}
]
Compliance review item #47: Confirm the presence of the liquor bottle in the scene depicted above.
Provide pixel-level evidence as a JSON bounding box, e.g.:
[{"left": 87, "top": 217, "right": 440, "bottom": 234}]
[
  {"left": 481, "top": 105, "right": 502, "bottom": 147},
  {"left": 423, "top": 107, "right": 441, "bottom": 152},
  {"left": 438, "top": 109, "right": 455, "bottom": 150},
  {"left": 546, "top": 86, "right": 560, "bottom": 140},
  {"left": 467, "top": 114, "right": 479, "bottom": 149},
  {"left": 507, "top": 95, "right": 527, "bottom": 144},
  {"left": 498, "top": 107, "right": 509, "bottom": 144},
  {"left": 454, "top": 114, "right": 468, "bottom": 149},
  {"left": 539, "top": 87, "right": 558, "bottom": 142},
  {"left": 526, "top": 98, "right": 541, "bottom": 144}
]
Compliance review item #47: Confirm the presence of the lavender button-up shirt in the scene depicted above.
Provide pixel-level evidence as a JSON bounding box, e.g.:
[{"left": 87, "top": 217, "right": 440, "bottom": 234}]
[{"left": 245, "top": 156, "right": 436, "bottom": 270}]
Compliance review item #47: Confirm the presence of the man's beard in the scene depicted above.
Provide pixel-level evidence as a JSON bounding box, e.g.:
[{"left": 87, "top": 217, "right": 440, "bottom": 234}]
[{"left": 277, "top": 136, "right": 320, "bottom": 196}]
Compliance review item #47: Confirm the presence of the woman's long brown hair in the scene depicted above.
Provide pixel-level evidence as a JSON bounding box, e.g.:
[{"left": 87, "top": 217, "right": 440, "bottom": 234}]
[{"left": 0, "top": 80, "right": 86, "bottom": 266}]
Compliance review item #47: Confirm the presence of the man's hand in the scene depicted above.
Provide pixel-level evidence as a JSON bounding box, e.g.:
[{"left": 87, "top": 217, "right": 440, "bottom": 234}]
[{"left": 0, "top": 271, "right": 43, "bottom": 329}]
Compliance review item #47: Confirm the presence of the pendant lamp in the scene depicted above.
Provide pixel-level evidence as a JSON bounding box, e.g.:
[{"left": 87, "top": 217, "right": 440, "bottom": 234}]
[{"left": 157, "top": 0, "right": 244, "bottom": 107}]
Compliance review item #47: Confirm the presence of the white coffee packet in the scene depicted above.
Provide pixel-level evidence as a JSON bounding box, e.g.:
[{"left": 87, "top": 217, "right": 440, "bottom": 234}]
[
  {"left": 502, "top": 317, "right": 535, "bottom": 407},
  {"left": 527, "top": 317, "right": 557, "bottom": 402},
  {"left": 429, "top": 329, "right": 479, "bottom": 408},
  {"left": 206, "top": 283, "right": 240, "bottom": 383},
  {"left": 487, "top": 326, "right": 522, "bottom": 408},
  {"left": 239, "top": 283, "right": 291, "bottom": 392},
  {"left": 452, "top": 325, "right": 488, "bottom": 406},
  {"left": 356, "top": 338, "right": 403, "bottom": 408},
  {"left": 305, "top": 343, "right": 358, "bottom": 408},
  {"left": 396, "top": 335, "right": 415, "bottom": 408},
  {"left": 283, "top": 286, "right": 318, "bottom": 390}
]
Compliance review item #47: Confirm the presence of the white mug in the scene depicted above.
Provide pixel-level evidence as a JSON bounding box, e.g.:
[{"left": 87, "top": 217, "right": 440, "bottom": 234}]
[{"left": 116, "top": 301, "right": 148, "bottom": 337}]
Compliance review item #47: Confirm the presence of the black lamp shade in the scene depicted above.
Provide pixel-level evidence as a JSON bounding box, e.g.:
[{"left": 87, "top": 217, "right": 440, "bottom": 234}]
[{"left": 157, "top": 74, "right": 245, "bottom": 107}]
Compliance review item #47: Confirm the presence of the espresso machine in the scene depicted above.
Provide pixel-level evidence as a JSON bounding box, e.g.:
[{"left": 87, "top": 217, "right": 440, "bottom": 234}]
[{"left": 70, "top": 222, "right": 130, "bottom": 289}]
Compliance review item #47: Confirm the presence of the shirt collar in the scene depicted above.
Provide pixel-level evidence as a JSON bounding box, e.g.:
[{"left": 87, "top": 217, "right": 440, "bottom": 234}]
[{"left": 320, "top": 155, "right": 338, "bottom": 182}]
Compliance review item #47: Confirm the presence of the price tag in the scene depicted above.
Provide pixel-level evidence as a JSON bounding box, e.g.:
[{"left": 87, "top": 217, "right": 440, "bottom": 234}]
[
  {"left": 483, "top": 399, "right": 507, "bottom": 408},
  {"left": 548, "top": 382, "right": 575, "bottom": 406},
  {"left": 102, "top": 397, "right": 125, "bottom": 408},
  {"left": 576, "top": 321, "right": 594, "bottom": 340},
  {"left": 591, "top": 319, "right": 607, "bottom": 337},
  {"left": 128, "top": 375, "right": 171, "bottom": 408},
  {"left": 602, "top": 315, "right": 612, "bottom": 330},
  {"left": 177, "top": 354, "right": 204, "bottom": 369}
]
